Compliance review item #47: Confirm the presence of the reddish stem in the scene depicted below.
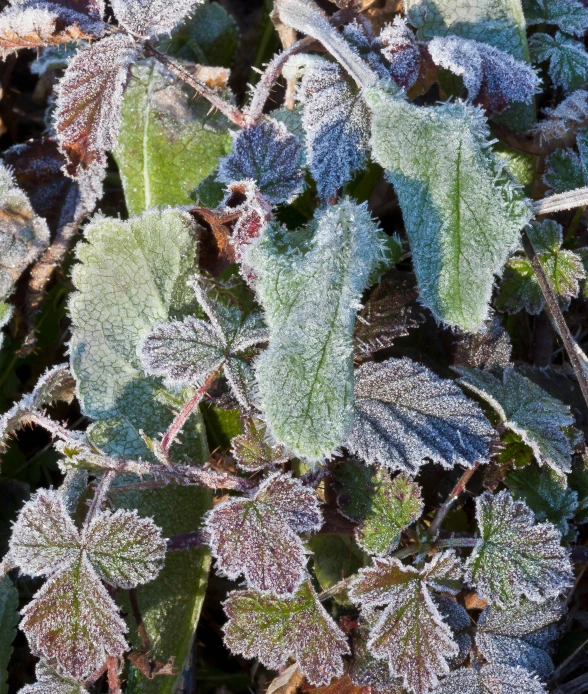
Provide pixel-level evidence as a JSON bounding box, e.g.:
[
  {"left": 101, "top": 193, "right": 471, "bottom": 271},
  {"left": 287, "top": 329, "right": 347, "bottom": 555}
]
[{"left": 428, "top": 463, "right": 479, "bottom": 537}]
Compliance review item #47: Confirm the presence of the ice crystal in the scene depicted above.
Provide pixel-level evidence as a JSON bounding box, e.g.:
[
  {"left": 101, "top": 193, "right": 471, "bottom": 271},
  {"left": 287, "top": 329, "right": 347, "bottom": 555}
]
[
  {"left": 139, "top": 278, "right": 267, "bottom": 408},
  {"left": 0, "top": 161, "right": 49, "bottom": 301},
  {"left": 544, "top": 129, "right": 588, "bottom": 193},
  {"left": 476, "top": 597, "right": 565, "bottom": 678},
  {"left": 223, "top": 581, "right": 350, "bottom": 686},
  {"left": 523, "top": 0, "right": 588, "bottom": 36},
  {"left": 452, "top": 316, "right": 512, "bottom": 370},
  {"left": 247, "top": 198, "right": 387, "bottom": 461},
  {"left": 231, "top": 415, "right": 289, "bottom": 472},
  {"left": 348, "top": 629, "right": 405, "bottom": 693},
  {"left": 530, "top": 32, "right": 588, "bottom": 92},
  {"left": 534, "top": 89, "right": 588, "bottom": 143},
  {"left": 379, "top": 18, "right": 422, "bottom": 90},
  {"left": 464, "top": 490, "right": 573, "bottom": 607},
  {"left": 455, "top": 366, "right": 575, "bottom": 476},
  {"left": 217, "top": 119, "right": 304, "bottom": 205},
  {"left": 348, "top": 358, "right": 493, "bottom": 475},
  {"left": 110, "top": 0, "right": 203, "bottom": 38},
  {"left": 54, "top": 33, "right": 138, "bottom": 203},
  {"left": 366, "top": 88, "right": 530, "bottom": 331},
  {"left": 348, "top": 553, "right": 461, "bottom": 694},
  {"left": 284, "top": 55, "right": 370, "bottom": 201},
  {"left": 20, "top": 662, "right": 87, "bottom": 693},
  {"left": 435, "top": 664, "right": 547, "bottom": 693},
  {"left": 428, "top": 36, "right": 539, "bottom": 114},
  {"left": 334, "top": 461, "right": 423, "bottom": 556},
  {"left": 435, "top": 596, "right": 472, "bottom": 667},
  {"left": 205, "top": 472, "right": 322, "bottom": 596}
]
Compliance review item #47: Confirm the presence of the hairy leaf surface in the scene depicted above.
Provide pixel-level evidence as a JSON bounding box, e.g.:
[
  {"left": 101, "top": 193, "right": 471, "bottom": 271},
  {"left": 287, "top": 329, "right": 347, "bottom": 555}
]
[
  {"left": 348, "top": 358, "right": 493, "bottom": 474},
  {"left": 523, "top": 0, "right": 588, "bottom": 36},
  {"left": 231, "top": 416, "right": 289, "bottom": 471},
  {"left": 110, "top": 0, "right": 202, "bottom": 38},
  {"left": 20, "top": 662, "right": 87, "bottom": 694},
  {"left": 435, "top": 664, "right": 547, "bottom": 693},
  {"left": 530, "top": 31, "right": 588, "bottom": 91},
  {"left": 544, "top": 129, "right": 588, "bottom": 193}
]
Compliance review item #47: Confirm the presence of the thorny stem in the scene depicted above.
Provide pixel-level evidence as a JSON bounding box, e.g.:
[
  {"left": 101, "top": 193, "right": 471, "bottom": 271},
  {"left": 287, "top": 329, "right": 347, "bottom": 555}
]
[
  {"left": 86, "top": 470, "right": 115, "bottom": 523},
  {"left": 521, "top": 227, "right": 588, "bottom": 411},
  {"left": 428, "top": 463, "right": 479, "bottom": 537},
  {"left": 144, "top": 43, "right": 247, "bottom": 128}
]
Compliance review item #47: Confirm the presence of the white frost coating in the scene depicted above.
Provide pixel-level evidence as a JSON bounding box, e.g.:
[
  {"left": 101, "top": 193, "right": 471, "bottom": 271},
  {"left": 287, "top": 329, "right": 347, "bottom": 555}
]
[
  {"left": 247, "top": 198, "right": 388, "bottom": 461},
  {"left": 534, "top": 89, "right": 588, "bottom": 143},
  {"left": 110, "top": 0, "right": 203, "bottom": 38},
  {"left": 524, "top": 0, "right": 588, "bottom": 36},
  {"left": 205, "top": 472, "right": 322, "bottom": 596},
  {"left": 20, "top": 661, "right": 88, "bottom": 693},
  {"left": 428, "top": 36, "right": 539, "bottom": 111},
  {"left": 435, "top": 664, "right": 547, "bottom": 693},
  {"left": 380, "top": 17, "right": 422, "bottom": 90},
  {"left": 348, "top": 358, "right": 493, "bottom": 475},
  {"left": 465, "top": 490, "right": 573, "bottom": 607},
  {"left": 530, "top": 32, "right": 588, "bottom": 92}
]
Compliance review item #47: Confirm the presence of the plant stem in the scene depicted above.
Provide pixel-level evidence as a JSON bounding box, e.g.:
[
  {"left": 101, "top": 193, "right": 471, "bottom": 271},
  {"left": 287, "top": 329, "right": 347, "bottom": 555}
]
[
  {"left": 86, "top": 470, "right": 115, "bottom": 523},
  {"left": 531, "top": 187, "right": 588, "bottom": 215},
  {"left": 144, "top": 44, "right": 247, "bottom": 128},
  {"left": 521, "top": 227, "right": 588, "bottom": 411},
  {"left": 428, "top": 463, "right": 479, "bottom": 537},
  {"left": 129, "top": 589, "right": 152, "bottom": 653},
  {"left": 107, "top": 657, "right": 120, "bottom": 694},
  {"left": 436, "top": 537, "right": 478, "bottom": 549}
]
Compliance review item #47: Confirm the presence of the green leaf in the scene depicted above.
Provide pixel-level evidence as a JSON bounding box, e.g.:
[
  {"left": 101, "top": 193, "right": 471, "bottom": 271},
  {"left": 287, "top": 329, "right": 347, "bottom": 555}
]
[
  {"left": 366, "top": 88, "right": 530, "bottom": 331},
  {"left": 544, "top": 127, "right": 588, "bottom": 193},
  {"left": 0, "top": 576, "right": 17, "bottom": 694},
  {"left": 114, "top": 59, "right": 232, "bottom": 215},
  {"left": 530, "top": 31, "right": 588, "bottom": 91},
  {"left": 231, "top": 415, "right": 288, "bottom": 471},
  {"left": 247, "top": 198, "right": 388, "bottom": 460},
  {"left": 523, "top": 0, "right": 588, "bottom": 36},
  {"left": 465, "top": 490, "right": 572, "bottom": 607},
  {"left": 455, "top": 366, "right": 575, "bottom": 476},
  {"left": 20, "top": 662, "right": 88, "bottom": 694},
  {"left": 307, "top": 534, "right": 363, "bottom": 605},
  {"left": 160, "top": 2, "right": 239, "bottom": 67},
  {"left": 334, "top": 461, "right": 423, "bottom": 556}
]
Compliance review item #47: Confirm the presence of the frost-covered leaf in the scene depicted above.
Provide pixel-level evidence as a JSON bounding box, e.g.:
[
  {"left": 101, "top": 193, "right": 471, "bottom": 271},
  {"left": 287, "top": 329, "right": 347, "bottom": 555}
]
[
  {"left": 366, "top": 88, "right": 530, "bottom": 331},
  {"left": 435, "top": 664, "right": 546, "bottom": 693},
  {"left": 455, "top": 366, "right": 575, "bottom": 475},
  {"left": 453, "top": 316, "right": 512, "bottom": 370},
  {"left": 476, "top": 597, "right": 565, "bottom": 677},
  {"left": 115, "top": 58, "right": 231, "bottom": 215},
  {"left": 428, "top": 36, "right": 538, "bottom": 114},
  {"left": 231, "top": 416, "right": 289, "bottom": 471},
  {"left": 284, "top": 55, "right": 370, "bottom": 201},
  {"left": 248, "top": 198, "right": 387, "bottom": 461},
  {"left": 110, "top": 0, "right": 202, "bottom": 38},
  {"left": 523, "top": 0, "right": 588, "bottom": 36},
  {"left": 348, "top": 358, "right": 493, "bottom": 475},
  {"left": 54, "top": 34, "right": 138, "bottom": 203},
  {"left": 379, "top": 17, "right": 425, "bottom": 91},
  {"left": 139, "top": 278, "right": 267, "bottom": 408},
  {"left": 348, "top": 629, "right": 405, "bottom": 693},
  {"left": 534, "top": 89, "right": 588, "bottom": 143},
  {"left": 530, "top": 32, "right": 588, "bottom": 91},
  {"left": 0, "top": 161, "right": 49, "bottom": 301},
  {"left": 464, "top": 490, "right": 572, "bottom": 606},
  {"left": 348, "top": 553, "right": 461, "bottom": 694},
  {"left": 83, "top": 509, "right": 166, "bottom": 589},
  {"left": 0, "top": 576, "right": 18, "bottom": 694},
  {"left": 20, "top": 662, "right": 87, "bottom": 694},
  {"left": 205, "top": 472, "right": 322, "bottom": 596},
  {"left": 20, "top": 556, "right": 128, "bottom": 681},
  {"left": 0, "top": 2, "right": 103, "bottom": 57},
  {"left": 217, "top": 119, "right": 304, "bottom": 205},
  {"left": 0, "top": 303, "right": 11, "bottom": 352},
  {"left": 544, "top": 144, "right": 588, "bottom": 194},
  {"left": 334, "top": 461, "right": 423, "bottom": 556},
  {"left": 435, "top": 597, "right": 472, "bottom": 668},
  {"left": 497, "top": 220, "right": 585, "bottom": 314},
  {"left": 223, "top": 581, "right": 350, "bottom": 686},
  {"left": 506, "top": 467, "right": 578, "bottom": 536}
]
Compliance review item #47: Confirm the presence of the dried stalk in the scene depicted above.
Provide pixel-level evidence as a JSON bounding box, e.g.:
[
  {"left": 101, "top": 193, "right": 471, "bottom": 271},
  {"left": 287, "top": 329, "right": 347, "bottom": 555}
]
[
  {"left": 531, "top": 187, "right": 588, "bottom": 215},
  {"left": 428, "top": 463, "right": 479, "bottom": 537}
]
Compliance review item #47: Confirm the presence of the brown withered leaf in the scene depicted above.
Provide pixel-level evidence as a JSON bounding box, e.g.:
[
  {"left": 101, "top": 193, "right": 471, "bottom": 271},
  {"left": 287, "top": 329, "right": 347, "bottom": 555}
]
[
  {"left": 190, "top": 206, "right": 237, "bottom": 277},
  {"left": 451, "top": 316, "right": 512, "bottom": 371}
]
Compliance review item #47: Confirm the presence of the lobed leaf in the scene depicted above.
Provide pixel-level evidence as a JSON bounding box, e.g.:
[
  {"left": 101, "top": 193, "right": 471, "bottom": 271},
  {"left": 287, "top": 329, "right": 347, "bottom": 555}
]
[
  {"left": 110, "top": 0, "right": 203, "bottom": 38},
  {"left": 247, "top": 198, "right": 387, "bottom": 461},
  {"left": 543, "top": 129, "right": 588, "bottom": 193},
  {"left": 223, "top": 581, "right": 350, "bottom": 686},
  {"left": 205, "top": 472, "right": 322, "bottom": 596},
  {"left": 534, "top": 89, "right": 588, "bottom": 143},
  {"left": 530, "top": 31, "right": 588, "bottom": 91},
  {"left": 464, "top": 490, "right": 573, "bottom": 607},
  {"left": 455, "top": 366, "right": 575, "bottom": 475},
  {"left": 435, "top": 596, "right": 472, "bottom": 668},
  {"left": 523, "top": 0, "right": 588, "bottom": 36},
  {"left": 20, "top": 662, "right": 87, "bottom": 694},
  {"left": 231, "top": 416, "right": 289, "bottom": 471},
  {"left": 435, "top": 664, "right": 547, "bottom": 693},
  {"left": 348, "top": 358, "right": 493, "bottom": 475}
]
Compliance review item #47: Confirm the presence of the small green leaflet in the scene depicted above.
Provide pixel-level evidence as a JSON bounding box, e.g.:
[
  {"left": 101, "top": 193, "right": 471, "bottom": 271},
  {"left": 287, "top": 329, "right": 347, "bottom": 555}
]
[
  {"left": 307, "top": 535, "right": 362, "bottom": 605},
  {"left": 530, "top": 31, "right": 588, "bottom": 91},
  {"left": 544, "top": 127, "right": 588, "bottom": 193},
  {"left": 435, "top": 664, "right": 546, "bottom": 693},
  {"left": 223, "top": 581, "right": 350, "bottom": 686},
  {"left": 231, "top": 416, "right": 289, "bottom": 471},
  {"left": 455, "top": 365, "right": 575, "bottom": 475},
  {"left": 0, "top": 576, "right": 17, "bottom": 694},
  {"left": 334, "top": 460, "right": 423, "bottom": 556},
  {"left": 247, "top": 198, "right": 388, "bottom": 460},
  {"left": 114, "top": 58, "right": 232, "bottom": 215},
  {"left": 348, "top": 552, "right": 462, "bottom": 694},
  {"left": 365, "top": 87, "right": 530, "bottom": 331},
  {"left": 464, "top": 490, "right": 572, "bottom": 607},
  {"left": 20, "top": 662, "right": 88, "bottom": 694}
]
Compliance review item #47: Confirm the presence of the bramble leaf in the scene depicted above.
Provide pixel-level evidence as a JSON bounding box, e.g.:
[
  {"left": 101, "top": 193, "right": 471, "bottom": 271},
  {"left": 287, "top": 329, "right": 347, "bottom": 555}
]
[
  {"left": 379, "top": 18, "right": 424, "bottom": 91},
  {"left": 348, "top": 553, "right": 461, "bottom": 694},
  {"left": 366, "top": 88, "right": 530, "bottom": 331},
  {"left": 435, "top": 664, "right": 547, "bottom": 693},
  {"left": 231, "top": 416, "right": 289, "bottom": 471},
  {"left": 0, "top": 161, "right": 49, "bottom": 301},
  {"left": 110, "top": 0, "right": 203, "bottom": 38},
  {"left": 348, "top": 358, "right": 493, "bottom": 475},
  {"left": 544, "top": 145, "right": 588, "bottom": 194},
  {"left": 455, "top": 366, "right": 575, "bottom": 475},
  {"left": 523, "top": 0, "right": 588, "bottom": 36},
  {"left": 334, "top": 460, "right": 423, "bottom": 556},
  {"left": 428, "top": 36, "right": 539, "bottom": 114},
  {"left": 0, "top": 576, "right": 18, "bottom": 694},
  {"left": 464, "top": 490, "right": 573, "bottom": 606},
  {"left": 530, "top": 31, "right": 588, "bottom": 91},
  {"left": 139, "top": 278, "right": 268, "bottom": 408},
  {"left": 476, "top": 597, "right": 565, "bottom": 677},
  {"left": 217, "top": 119, "right": 304, "bottom": 205},
  {"left": 223, "top": 581, "right": 350, "bottom": 686},
  {"left": 283, "top": 55, "right": 370, "bottom": 201},
  {"left": 20, "top": 662, "right": 87, "bottom": 694},
  {"left": 247, "top": 198, "right": 387, "bottom": 461},
  {"left": 115, "top": 58, "right": 232, "bottom": 215},
  {"left": 205, "top": 472, "right": 322, "bottom": 596}
]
